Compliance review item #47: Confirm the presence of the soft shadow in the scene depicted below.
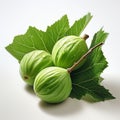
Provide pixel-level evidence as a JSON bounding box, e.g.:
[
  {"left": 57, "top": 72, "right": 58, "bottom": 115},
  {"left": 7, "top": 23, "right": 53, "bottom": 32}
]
[
  {"left": 38, "top": 74, "right": 120, "bottom": 116},
  {"left": 39, "top": 98, "right": 83, "bottom": 116},
  {"left": 92, "top": 74, "right": 120, "bottom": 114},
  {"left": 24, "top": 84, "right": 35, "bottom": 96}
]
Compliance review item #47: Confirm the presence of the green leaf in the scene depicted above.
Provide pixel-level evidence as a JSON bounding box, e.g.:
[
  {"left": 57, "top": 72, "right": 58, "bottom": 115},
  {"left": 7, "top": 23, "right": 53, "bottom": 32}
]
[
  {"left": 6, "top": 26, "right": 47, "bottom": 61},
  {"left": 70, "top": 77, "right": 115, "bottom": 101},
  {"left": 90, "top": 28, "right": 108, "bottom": 47},
  {"left": 70, "top": 29, "right": 115, "bottom": 101},
  {"left": 6, "top": 15, "right": 70, "bottom": 61},
  {"left": 71, "top": 29, "right": 108, "bottom": 83},
  {"left": 43, "top": 15, "right": 70, "bottom": 53},
  {"left": 82, "top": 29, "right": 109, "bottom": 69},
  {"left": 5, "top": 13, "right": 92, "bottom": 61},
  {"left": 66, "top": 13, "right": 92, "bottom": 36}
]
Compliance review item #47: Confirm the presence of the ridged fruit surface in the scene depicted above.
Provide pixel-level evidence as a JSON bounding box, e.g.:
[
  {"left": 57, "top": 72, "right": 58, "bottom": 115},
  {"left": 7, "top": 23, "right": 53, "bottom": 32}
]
[
  {"left": 34, "top": 67, "right": 72, "bottom": 103},
  {"left": 20, "top": 50, "right": 53, "bottom": 85},
  {"left": 52, "top": 35, "right": 88, "bottom": 70}
]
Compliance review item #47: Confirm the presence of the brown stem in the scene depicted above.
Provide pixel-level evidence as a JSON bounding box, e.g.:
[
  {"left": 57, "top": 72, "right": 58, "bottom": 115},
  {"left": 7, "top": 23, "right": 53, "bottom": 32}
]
[
  {"left": 67, "top": 42, "right": 104, "bottom": 73},
  {"left": 82, "top": 34, "right": 89, "bottom": 40}
]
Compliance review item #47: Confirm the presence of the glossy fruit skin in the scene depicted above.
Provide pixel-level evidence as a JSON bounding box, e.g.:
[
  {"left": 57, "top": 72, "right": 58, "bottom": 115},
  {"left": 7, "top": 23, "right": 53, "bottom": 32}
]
[
  {"left": 20, "top": 50, "right": 53, "bottom": 86},
  {"left": 52, "top": 35, "right": 88, "bottom": 70},
  {"left": 34, "top": 67, "right": 72, "bottom": 103}
]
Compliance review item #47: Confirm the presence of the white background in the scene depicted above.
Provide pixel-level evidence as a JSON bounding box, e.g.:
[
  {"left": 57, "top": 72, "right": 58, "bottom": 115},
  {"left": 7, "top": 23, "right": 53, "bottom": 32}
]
[{"left": 0, "top": 0, "right": 120, "bottom": 120}]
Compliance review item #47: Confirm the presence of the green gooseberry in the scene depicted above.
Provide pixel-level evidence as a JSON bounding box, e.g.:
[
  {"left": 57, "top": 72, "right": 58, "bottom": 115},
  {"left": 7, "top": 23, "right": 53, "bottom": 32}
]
[
  {"left": 34, "top": 67, "right": 72, "bottom": 103},
  {"left": 20, "top": 50, "right": 53, "bottom": 86},
  {"left": 33, "top": 42, "right": 103, "bottom": 103},
  {"left": 52, "top": 35, "right": 88, "bottom": 70}
]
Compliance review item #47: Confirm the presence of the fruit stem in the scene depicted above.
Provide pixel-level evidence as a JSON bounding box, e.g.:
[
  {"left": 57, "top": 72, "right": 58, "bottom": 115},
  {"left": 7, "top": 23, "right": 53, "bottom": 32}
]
[
  {"left": 82, "top": 34, "right": 89, "bottom": 40},
  {"left": 67, "top": 42, "right": 104, "bottom": 73}
]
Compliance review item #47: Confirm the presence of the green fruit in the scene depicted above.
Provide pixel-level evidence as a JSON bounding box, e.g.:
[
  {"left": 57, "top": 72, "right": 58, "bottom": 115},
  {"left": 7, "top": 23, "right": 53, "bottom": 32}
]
[
  {"left": 20, "top": 50, "right": 53, "bottom": 86},
  {"left": 52, "top": 35, "right": 88, "bottom": 70},
  {"left": 34, "top": 67, "right": 72, "bottom": 103}
]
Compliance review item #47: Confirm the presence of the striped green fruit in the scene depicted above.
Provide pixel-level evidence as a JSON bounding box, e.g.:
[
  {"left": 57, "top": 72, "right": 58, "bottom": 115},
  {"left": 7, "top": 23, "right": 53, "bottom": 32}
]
[
  {"left": 34, "top": 67, "right": 72, "bottom": 103},
  {"left": 52, "top": 35, "right": 88, "bottom": 70},
  {"left": 20, "top": 50, "right": 53, "bottom": 86}
]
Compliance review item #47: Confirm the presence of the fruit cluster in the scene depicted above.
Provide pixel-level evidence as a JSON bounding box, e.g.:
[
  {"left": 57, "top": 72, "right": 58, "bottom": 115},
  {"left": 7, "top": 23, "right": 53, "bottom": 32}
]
[
  {"left": 6, "top": 13, "right": 114, "bottom": 103},
  {"left": 20, "top": 35, "right": 101, "bottom": 103}
]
